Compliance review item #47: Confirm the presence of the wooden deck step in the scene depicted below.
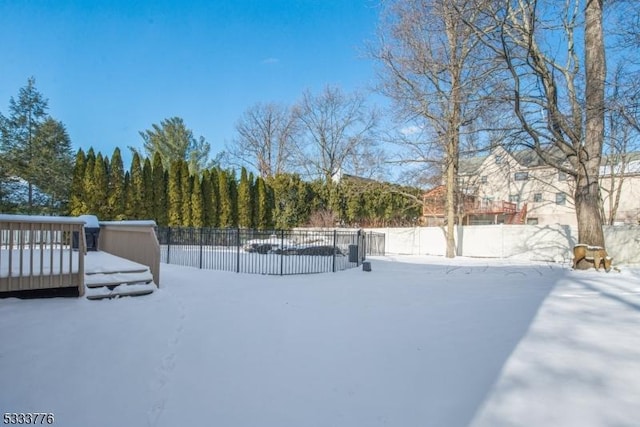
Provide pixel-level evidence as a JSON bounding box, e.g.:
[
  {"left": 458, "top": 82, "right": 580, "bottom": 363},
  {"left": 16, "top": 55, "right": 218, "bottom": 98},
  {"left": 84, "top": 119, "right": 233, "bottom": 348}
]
[
  {"left": 86, "top": 282, "right": 156, "bottom": 300},
  {"left": 85, "top": 270, "right": 154, "bottom": 288},
  {"left": 84, "top": 251, "right": 156, "bottom": 300}
]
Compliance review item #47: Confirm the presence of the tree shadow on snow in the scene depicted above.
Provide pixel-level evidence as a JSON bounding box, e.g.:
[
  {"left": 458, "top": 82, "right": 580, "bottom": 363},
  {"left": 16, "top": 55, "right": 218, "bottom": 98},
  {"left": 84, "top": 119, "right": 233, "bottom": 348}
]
[{"left": 356, "top": 256, "right": 567, "bottom": 427}]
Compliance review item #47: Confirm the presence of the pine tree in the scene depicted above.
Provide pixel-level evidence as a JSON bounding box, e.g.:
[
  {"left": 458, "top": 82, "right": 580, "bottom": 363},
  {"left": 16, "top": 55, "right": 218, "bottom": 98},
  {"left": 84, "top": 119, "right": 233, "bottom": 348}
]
[
  {"left": 191, "top": 174, "right": 204, "bottom": 228},
  {"left": 32, "top": 118, "right": 74, "bottom": 214},
  {"left": 237, "top": 167, "right": 252, "bottom": 228},
  {"left": 152, "top": 152, "right": 167, "bottom": 226},
  {"left": 139, "top": 117, "right": 212, "bottom": 174},
  {"left": 107, "top": 148, "right": 125, "bottom": 219},
  {"left": 167, "top": 160, "right": 182, "bottom": 226},
  {"left": 0, "top": 77, "right": 48, "bottom": 214},
  {"left": 69, "top": 149, "right": 87, "bottom": 216}
]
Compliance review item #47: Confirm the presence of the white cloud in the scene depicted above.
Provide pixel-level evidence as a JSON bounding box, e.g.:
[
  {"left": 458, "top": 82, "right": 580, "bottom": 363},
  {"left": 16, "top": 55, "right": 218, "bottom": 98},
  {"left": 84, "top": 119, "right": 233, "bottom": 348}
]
[
  {"left": 261, "top": 57, "right": 279, "bottom": 65},
  {"left": 400, "top": 125, "right": 422, "bottom": 136}
]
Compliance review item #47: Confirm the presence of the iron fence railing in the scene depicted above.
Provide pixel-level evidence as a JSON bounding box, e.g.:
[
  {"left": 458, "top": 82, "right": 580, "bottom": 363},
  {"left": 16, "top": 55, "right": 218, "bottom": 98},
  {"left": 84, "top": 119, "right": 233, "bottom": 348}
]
[
  {"left": 365, "top": 231, "right": 385, "bottom": 256},
  {"left": 156, "top": 228, "right": 383, "bottom": 275}
]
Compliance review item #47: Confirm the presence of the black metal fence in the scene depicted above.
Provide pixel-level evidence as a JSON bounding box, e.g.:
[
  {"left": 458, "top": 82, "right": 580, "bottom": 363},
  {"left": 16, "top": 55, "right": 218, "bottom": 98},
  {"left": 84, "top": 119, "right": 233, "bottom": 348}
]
[{"left": 156, "top": 228, "right": 384, "bottom": 275}]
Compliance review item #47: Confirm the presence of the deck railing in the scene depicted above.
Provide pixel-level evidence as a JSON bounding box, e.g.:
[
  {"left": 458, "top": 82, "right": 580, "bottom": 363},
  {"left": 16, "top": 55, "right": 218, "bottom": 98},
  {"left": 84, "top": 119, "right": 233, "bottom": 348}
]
[
  {"left": 0, "top": 215, "right": 86, "bottom": 296},
  {"left": 98, "top": 221, "right": 161, "bottom": 286}
]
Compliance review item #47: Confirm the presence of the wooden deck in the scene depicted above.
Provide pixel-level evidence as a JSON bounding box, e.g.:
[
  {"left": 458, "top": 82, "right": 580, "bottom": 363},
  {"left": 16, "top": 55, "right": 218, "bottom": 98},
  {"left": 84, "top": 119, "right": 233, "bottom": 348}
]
[{"left": 1, "top": 215, "right": 160, "bottom": 299}]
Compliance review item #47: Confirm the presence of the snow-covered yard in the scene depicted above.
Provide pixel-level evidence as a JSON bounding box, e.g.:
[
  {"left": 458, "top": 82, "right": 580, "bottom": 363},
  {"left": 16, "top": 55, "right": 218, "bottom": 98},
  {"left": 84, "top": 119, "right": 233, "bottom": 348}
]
[{"left": 1, "top": 255, "right": 639, "bottom": 427}]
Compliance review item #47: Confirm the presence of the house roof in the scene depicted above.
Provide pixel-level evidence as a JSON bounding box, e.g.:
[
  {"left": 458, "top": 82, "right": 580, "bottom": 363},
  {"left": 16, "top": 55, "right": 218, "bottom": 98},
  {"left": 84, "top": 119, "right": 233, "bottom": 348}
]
[
  {"left": 459, "top": 156, "right": 487, "bottom": 175},
  {"left": 459, "top": 147, "right": 640, "bottom": 176}
]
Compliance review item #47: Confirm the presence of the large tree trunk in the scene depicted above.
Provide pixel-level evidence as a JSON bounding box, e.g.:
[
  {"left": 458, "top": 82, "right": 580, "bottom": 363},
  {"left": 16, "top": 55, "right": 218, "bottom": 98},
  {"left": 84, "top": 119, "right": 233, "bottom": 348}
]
[
  {"left": 445, "top": 153, "right": 457, "bottom": 258},
  {"left": 575, "top": 170, "right": 605, "bottom": 246},
  {"left": 577, "top": 0, "right": 606, "bottom": 251}
]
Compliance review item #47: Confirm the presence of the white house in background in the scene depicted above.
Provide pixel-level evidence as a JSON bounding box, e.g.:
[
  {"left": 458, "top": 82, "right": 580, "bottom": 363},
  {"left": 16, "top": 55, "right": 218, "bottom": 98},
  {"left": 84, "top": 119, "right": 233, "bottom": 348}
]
[{"left": 456, "top": 146, "right": 640, "bottom": 227}]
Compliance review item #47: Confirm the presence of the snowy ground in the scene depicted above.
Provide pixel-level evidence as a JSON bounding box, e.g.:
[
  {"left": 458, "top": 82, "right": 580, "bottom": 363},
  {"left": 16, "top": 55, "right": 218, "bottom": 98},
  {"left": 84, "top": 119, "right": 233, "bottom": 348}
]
[{"left": 1, "top": 255, "right": 639, "bottom": 427}]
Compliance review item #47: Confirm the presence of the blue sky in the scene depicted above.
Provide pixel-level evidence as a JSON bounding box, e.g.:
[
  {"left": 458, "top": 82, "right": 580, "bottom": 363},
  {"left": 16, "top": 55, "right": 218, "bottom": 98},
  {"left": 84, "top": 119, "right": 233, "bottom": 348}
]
[{"left": 0, "top": 0, "right": 382, "bottom": 165}]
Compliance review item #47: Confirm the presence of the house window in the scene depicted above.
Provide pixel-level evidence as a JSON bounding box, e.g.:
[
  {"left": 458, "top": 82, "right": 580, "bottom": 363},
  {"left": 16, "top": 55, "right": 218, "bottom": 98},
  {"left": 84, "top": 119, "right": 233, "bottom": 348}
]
[
  {"left": 509, "top": 194, "right": 520, "bottom": 203},
  {"left": 558, "top": 171, "right": 567, "bottom": 181},
  {"left": 514, "top": 171, "right": 529, "bottom": 181},
  {"left": 556, "top": 193, "right": 566, "bottom": 205},
  {"left": 533, "top": 193, "right": 543, "bottom": 203},
  {"left": 495, "top": 155, "right": 503, "bottom": 164},
  {"left": 527, "top": 218, "right": 539, "bottom": 225},
  {"left": 479, "top": 175, "right": 487, "bottom": 184}
]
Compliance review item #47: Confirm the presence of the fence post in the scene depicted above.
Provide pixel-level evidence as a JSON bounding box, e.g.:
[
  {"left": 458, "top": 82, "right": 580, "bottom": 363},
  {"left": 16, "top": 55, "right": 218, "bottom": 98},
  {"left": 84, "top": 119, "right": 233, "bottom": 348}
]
[
  {"left": 357, "top": 230, "right": 361, "bottom": 266},
  {"left": 236, "top": 228, "right": 241, "bottom": 273},
  {"left": 166, "top": 227, "right": 172, "bottom": 264},
  {"left": 362, "top": 231, "right": 367, "bottom": 261},
  {"left": 199, "top": 227, "right": 204, "bottom": 269},
  {"left": 332, "top": 229, "right": 337, "bottom": 273},
  {"left": 280, "top": 229, "right": 285, "bottom": 276}
]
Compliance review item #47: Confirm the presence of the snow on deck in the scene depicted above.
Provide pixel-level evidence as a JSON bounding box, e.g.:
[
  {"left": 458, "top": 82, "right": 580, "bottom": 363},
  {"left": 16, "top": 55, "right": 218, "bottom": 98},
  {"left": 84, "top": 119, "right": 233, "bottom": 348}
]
[{"left": 84, "top": 251, "right": 150, "bottom": 275}]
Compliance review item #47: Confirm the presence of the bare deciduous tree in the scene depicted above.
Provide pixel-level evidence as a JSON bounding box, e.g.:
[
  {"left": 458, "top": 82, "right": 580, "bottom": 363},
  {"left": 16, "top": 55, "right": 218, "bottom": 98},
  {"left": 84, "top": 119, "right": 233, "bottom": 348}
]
[
  {"left": 375, "top": 0, "right": 493, "bottom": 257},
  {"left": 462, "top": 0, "right": 608, "bottom": 253},
  {"left": 226, "top": 103, "right": 297, "bottom": 178},
  {"left": 291, "top": 85, "right": 380, "bottom": 184},
  {"left": 600, "top": 64, "right": 640, "bottom": 224}
]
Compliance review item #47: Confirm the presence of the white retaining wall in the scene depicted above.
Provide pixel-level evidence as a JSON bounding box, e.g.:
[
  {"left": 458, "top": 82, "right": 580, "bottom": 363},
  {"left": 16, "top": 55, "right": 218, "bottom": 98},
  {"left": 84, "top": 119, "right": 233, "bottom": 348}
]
[{"left": 366, "top": 225, "right": 640, "bottom": 264}]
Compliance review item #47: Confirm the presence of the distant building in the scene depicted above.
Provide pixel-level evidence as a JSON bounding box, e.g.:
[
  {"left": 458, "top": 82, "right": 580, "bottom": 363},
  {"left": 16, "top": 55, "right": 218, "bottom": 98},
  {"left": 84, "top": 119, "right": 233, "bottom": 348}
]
[{"left": 422, "top": 146, "right": 640, "bottom": 227}]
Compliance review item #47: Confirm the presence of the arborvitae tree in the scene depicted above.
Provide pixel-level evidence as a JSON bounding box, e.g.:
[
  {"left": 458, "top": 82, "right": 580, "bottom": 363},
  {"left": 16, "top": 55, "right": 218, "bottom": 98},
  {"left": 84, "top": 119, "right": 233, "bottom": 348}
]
[
  {"left": 228, "top": 171, "right": 238, "bottom": 227},
  {"left": 269, "top": 173, "right": 314, "bottom": 229},
  {"left": 107, "top": 147, "right": 125, "bottom": 219},
  {"left": 217, "top": 169, "right": 233, "bottom": 227},
  {"left": 191, "top": 174, "right": 204, "bottom": 228},
  {"left": 248, "top": 171, "right": 257, "bottom": 227},
  {"left": 152, "top": 152, "right": 167, "bottom": 226},
  {"left": 346, "top": 190, "right": 364, "bottom": 225},
  {"left": 122, "top": 171, "right": 131, "bottom": 219},
  {"left": 209, "top": 168, "right": 220, "bottom": 227},
  {"left": 126, "top": 152, "right": 143, "bottom": 219},
  {"left": 69, "top": 149, "right": 87, "bottom": 216},
  {"left": 180, "top": 160, "right": 192, "bottom": 226},
  {"left": 237, "top": 167, "right": 253, "bottom": 228},
  {"left": 80, "top": 148, "right": 96, "bottom": 214},
  {"left": 255, "top": 176, "right": 272, "bottom": 229},
  {"left": 201, "top": 169, "right": 214, "bottom": 227},
  {"left": 90, "top": 152, "right": 108, "bottom": 218},
  {"left": 142, "top": 157, "right": 153, "bottom": 219},
  {"left": 167, "top": 159, "right": 182, "bottom": 226}
]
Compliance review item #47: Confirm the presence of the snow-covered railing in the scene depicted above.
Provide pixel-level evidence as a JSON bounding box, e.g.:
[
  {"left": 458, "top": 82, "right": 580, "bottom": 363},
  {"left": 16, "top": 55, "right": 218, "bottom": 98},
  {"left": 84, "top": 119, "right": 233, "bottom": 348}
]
[
  {"left": 98, "top": 221, "right": 160, "bottom": 286},
  {"left": 0, "top": 214, "right": 85, "bottom": 296}
]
